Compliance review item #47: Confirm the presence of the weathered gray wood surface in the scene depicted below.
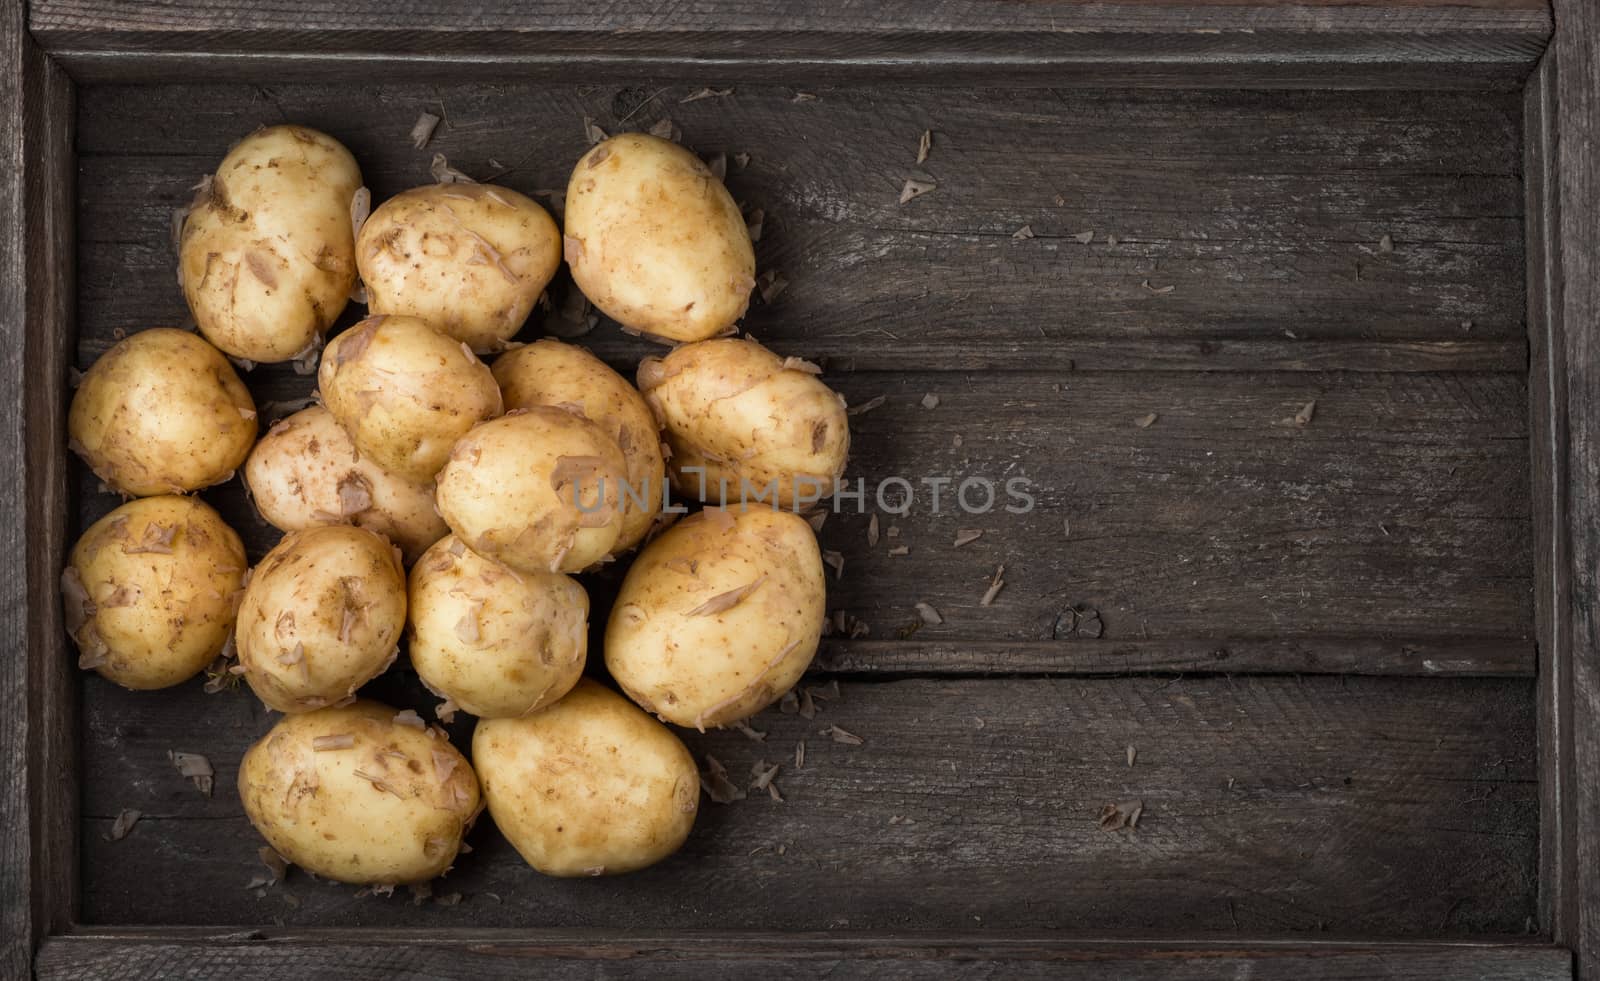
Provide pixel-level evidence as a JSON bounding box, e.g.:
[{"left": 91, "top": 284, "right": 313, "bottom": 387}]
[
  {"left": 33, "top": 934, "right": 1574, "bottom": 981},
  {"left": 1544, "top": 0, "right": 1600, "bottom": 971},
  {"left": 1525, "top": 51, "right": 1570, "bottom": 951},
  {"left": 73, "top": 369, "right": 1532, "bottom": 663},
  {"left": 29, "top": 1, "right": 1554, "bottom": 88},
  {"left": 62, "top": 75, "right": 1541, "bottom": 941},
  {"left": 79, "top": 675, "right": 1537, "bottom": 934},
  {"left": 76, "top": 84, "right": 1527, "bottom": 373},
  {"left": 1, "top": 0, "right": 76, "bottom": 976}
]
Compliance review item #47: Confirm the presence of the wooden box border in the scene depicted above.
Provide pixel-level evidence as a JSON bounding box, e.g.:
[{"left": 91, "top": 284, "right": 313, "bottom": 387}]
[{"left": 3, "top": 1, "right": 1592, "bottom": 977}]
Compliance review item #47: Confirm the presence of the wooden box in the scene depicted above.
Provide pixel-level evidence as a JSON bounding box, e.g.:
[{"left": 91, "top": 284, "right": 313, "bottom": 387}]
[{"left": 5, "top": 1, "right": 1598, "bottom": 977}]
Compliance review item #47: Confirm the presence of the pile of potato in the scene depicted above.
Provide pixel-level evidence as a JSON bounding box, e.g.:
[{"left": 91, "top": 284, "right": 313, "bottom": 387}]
[{"left": 63, "top": 124, "right": 850, "bottom": 885}]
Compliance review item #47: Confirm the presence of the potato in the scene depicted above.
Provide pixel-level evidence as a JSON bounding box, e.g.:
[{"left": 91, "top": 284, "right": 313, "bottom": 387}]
[
  {"left": 407, "top": 535, "right": 588, "bottom": 719},
  {"left": 473, "top": 679, "right": 697, "bottom": 876},
  {"left": 605, "top": 506, "right": 826, "bottom": 729},
  {"left": 235, "top": 525, "right": 407, "bottom": 713},
  {"left": 239, "top": 700, "right": 480, "bottom": 885},
  {"left": 69, "top": 328, "right": 257, "bottom": 496},
  {"left": 318, "top": 315, "right": 502, "bottom": 482},
  {"left": 564, "top": 134, "right": 755, "bottom": 343},
  {"left": 492, "top": 339, "right": 665, "bottom": 552},
  {"left": 179, "top": 125, "right": 363, "bottom": 364},
  {"left": 61, "top": 496, "right": 246, "bottom": 690},
  {"left": 638, "top": 337, "right": 849, "bottom": 509},
  {"left": 358, "top": 184, "right": 562, "bottom": 353},
  {"left": 244, "top": 405, "right": 447, "bottom": 564},
  {"left": 434, "top": 407, "right": 627, "bottom": 574}
]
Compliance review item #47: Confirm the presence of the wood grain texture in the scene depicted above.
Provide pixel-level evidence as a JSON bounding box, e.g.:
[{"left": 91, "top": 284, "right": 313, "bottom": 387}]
[
  {"left": 813, "top": 636, "right": 1533, "bottom": 677},
  {"left": 77, "top": 675, "right": 1537, "bottom": 934},
  {"left": 59, "top": 46, "right": 1544, "bottom": 958},
  {"left": 75, "top": 84, "right": 1526, "bottom": 373},
  {"left": 1524, "top": 52, "right": 1571, "bottom": 948},
  {"left": 1, "top": 1, "right": 76, "bottom": 976},
  {"left": 33, "top": 934, "right": 1574, "bottom": 981},
  {"left": 70, "top": 370, "right": 1533, "bottom": 658},
  {"left": 29, "top": 1, "right": 1552, "bottom": 88},
  {"left": 1548, "top": 0, "right": 1600, "bottom": 970}
]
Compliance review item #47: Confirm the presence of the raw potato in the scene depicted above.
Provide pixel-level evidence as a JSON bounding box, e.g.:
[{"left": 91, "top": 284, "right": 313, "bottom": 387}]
[
  {"left": 493, "top": 339, "right": 665, "bottom": 551},
  {"left": 318, "top": 315, "right": 503, "bottom": 482},
  {"left": 238, "top": 700, "right": 480, "bottom": 885},
  {"left": 473, "top": 679, "right": 698, "bottom": 876},
  {"left": 244, "top": 405, "right": 447, "bottom": 563},
  {"left": 434, "top": 407, "right": 627, "bottom": 574},
  {"left": 69, "top": 328, "right": 257, "bottom": 496},
  {"left": 639, "top": 337, "right": 849, "bottom": 508},
  {"left": 358, "top": 183, "right": 562, "bottom": 353},
  {"left": 235, "top": 525, "right": 407, "bottom": 713},
  {"left": 605, "top": 506, "right": 826, "bottom": 730},
  {"left": 408, "top": 535, "right": 588, "bottom": 719},
  {"left": 62, "top": 496, "right": 246, "bottom": 690},
  {"left": 179, "top": 125, "right": 363, "bottom": 364},
  {"left": 565, "top": 133, "right": 755, "bottom": 343}
]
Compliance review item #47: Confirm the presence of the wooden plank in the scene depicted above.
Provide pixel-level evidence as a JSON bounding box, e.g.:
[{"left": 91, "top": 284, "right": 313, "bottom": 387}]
[
  {"left": 77, "top": 675, "right": 1538, "bottom": 934},
  {"left": 34, "top": 934, "right": 1575, "bottom": 981},
  {"left": 71, "top": 370, "right": 1532, "bottom": 661},
  {"left": 30, "top": 2, "right": 1552, "bottom": 88},
  {"left": 73, "top": 85, "right": 1527, "bottom": 373},
  {"left": 813, "top": 636, "right": 1533, "bottom": 677},
  {"left": 1547, "top": 0, "right": 1600, "bottom": 971},
  {"left": 1, "top": 0, "right": 76, "bottom": 975},
  {"left": 1524, "top": 52, "right": 1571, "bottom": 947}
]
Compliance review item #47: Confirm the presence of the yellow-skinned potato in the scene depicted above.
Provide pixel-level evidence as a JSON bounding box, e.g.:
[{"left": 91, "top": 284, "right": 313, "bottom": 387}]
[
  {"left": 473, "top": 680, "right": 698, "bottom": 876},
  {"left": 69, "top": 328, "right": 257, "bottom": 496},
  {"left": 434, "top": 407, "right": 626, "bottom": 574},
  {"left": 244, "top": 406, "right": 447, "bottom": 564},
  {"left": 180, "top": 125, "right": 363, "bottom": 363},
  {"left": 358, "top": 184, "right": 562, "bottom": 353},
  {"left": 605, "top": 506, "right": 826, "bottom": 730},
  {"left": 236, "top": 525, "right": 407, "bottom": 713},
  {"left": 638, "top": 337, "right": 849, "bottom": 508},
  {"left": 239, "top": 700, "right": 480, "bottom": 885},
  {"left": 493, "top": 339, "right": 665, "bottom": 552},
  {"left": 565, "top": 134, "right": 755, "bottom": 343},
  {"left": 318, "top": 315, "right": 502, "bottom": 483},
  {"left": 62, "top": 496, "right": 246, "bottom": 690},
  {"left": 407, "top": 536, "right": 588, "bottom": 719}
]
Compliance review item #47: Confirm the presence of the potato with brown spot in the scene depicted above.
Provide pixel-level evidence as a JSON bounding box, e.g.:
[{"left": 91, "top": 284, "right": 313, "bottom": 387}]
[
  {"left": 564, "top": 133, "right": 755, "bottom": 342},
  {"left": 473, "top": 679, "right": 698, "bottom": 876},
  {"left": 235, "top": 525, "right": 407, "bottom": 713},
  {"left": 358, "top": 183, "right": 562, "bottom": 353},
  {"left": 318, "top": 315, "right": 502, "bottom": 482},
  {"left": 179, "top": 125, "right": 363, "bottom": 363},
  {"left": 434, "top": 407, "right": 627, "bottom": 574},
  {"left": 62, "top": 496, "right": 246, "bottom": 690},
  {"left": 407, "top": 535, "right": 588, "bottom": 719},
  {"left": 493, "top": 338, "right": 665, "bottom": 551},
  {"left": 605, "top": 506, "right": 826, "bottom": 730},
  {"left": 69, "top": 328, "right": 257, "bottom": 496},
  {"left": 238, "top": 700, "right": 480, "bottom": 885},
  {"left": 244, "top": 405, "right": 447, "bottom": 563},
  {"left": 638, "top": 337, "right": 849, "bottom": 508}
]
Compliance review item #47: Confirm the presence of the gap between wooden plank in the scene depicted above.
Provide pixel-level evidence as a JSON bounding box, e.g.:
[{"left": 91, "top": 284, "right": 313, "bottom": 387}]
[
  {"left": 813, "top": 636, "right": 1533, "bottom": 677},
  {"left": 34, "top": 932, "right": 1573, "bottom": 981}
]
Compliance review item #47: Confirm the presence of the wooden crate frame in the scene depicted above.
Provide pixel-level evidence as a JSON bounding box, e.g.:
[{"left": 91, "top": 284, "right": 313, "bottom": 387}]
[{"left": 2, "top": 0, "right": 1594, "bottom": 977}]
